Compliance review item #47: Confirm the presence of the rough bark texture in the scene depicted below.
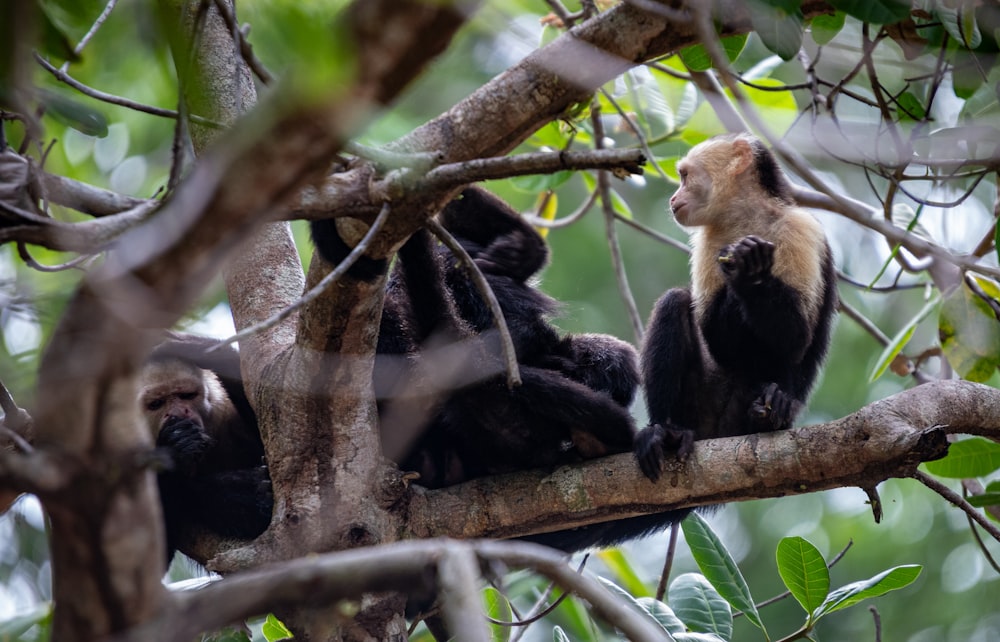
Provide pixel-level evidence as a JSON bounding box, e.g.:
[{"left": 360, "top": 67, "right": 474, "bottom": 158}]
[{"left": 408, "top": 380, "right": 985, "bottom": 541}]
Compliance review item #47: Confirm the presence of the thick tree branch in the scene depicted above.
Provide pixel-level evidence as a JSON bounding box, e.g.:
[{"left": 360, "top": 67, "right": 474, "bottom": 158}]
[
  {"left": 112, "top": 540, "right": 669, "bottom": 642},
  {"left": 405, "top": 381, "right": 995, "bottom": 541}
]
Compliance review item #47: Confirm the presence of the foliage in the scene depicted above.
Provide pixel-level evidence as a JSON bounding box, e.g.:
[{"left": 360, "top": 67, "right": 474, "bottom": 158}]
[{"left": 4, "top": 0, "right": 1000, "bottom": 640}]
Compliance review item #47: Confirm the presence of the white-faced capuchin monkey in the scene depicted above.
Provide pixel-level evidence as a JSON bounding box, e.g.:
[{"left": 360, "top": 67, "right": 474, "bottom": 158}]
[
  {"left": 527, "top": 134, "right": 837, "bottom": 552},
  {"left": 635, "top": 133, "right": 838, "bottom": 479},
  {"left": 138, "top": 335, "right": 272, "bottom": 563}
]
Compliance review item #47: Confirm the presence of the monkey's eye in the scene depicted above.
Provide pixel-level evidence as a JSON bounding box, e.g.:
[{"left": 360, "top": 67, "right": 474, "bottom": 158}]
[
  {"left": 147, "top": 399, "right": 164, "bottom": 411},
  {"left": 179, "top": 392, "right": 198, "bottom": 401}
]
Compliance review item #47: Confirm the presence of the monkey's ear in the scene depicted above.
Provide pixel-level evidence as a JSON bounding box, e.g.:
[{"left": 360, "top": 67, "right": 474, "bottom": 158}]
[{"left": 729, "top": 137, "right": 754, "bottom": 175}]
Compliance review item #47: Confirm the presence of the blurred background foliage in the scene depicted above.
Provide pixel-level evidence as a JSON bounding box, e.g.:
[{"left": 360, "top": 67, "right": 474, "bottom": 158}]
[{"left": 3, "top": 0, "right": 1000, "bottom": 641}]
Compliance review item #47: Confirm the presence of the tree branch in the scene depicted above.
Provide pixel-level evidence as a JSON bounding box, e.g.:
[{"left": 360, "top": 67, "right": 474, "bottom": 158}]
[
  {"left": 405, "top": 380, "right": 995, "bottom": 541},
  {"left": 112, "top": 539, "right": 669, "bottom": 642}
]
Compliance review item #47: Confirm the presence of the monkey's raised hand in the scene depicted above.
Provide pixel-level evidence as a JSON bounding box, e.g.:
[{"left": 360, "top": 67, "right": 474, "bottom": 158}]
[
  {"left": 157, "top": 417, "right": 215, "bottom": 475},
  {"left": 718, "top": 235, "right": 774, "bottom": 285},
  {"left": 749, "top": 382, "right": 802, "bottom": 431},
  {"left": 634, "top": 422, "right": 695, "bottom": 482}
]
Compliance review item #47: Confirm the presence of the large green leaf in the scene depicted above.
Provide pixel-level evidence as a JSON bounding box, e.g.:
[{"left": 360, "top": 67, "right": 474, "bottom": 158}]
[
  {"left": 678, "top": 35, "right": 749, "bottom": 72},
  {"left": 749, "top": 1, "right": 804, "bottom": 61},
  {"left": 827, "top": 0, "right": 910, "bottom": 25},
  {"left": 636, "top": 597, "right": 686, "bottom": 636},
  {"left": 681, "top": 513, "right": 766, "bottom": 635},
  {"left": 939, "top": 278, "right": 1000, "bottom": 382},
  {"left": 812, "top": 565, "right": 922, "bottom": 619},
  {"left": 668, "top": 573, "right": 733, "bottom": 640},
  {"left": 924, "top": 437, "right": 1000, "bottom": 478},
  {"left": 810, "top": 11, "right": 846, "bottom": 45},
  {"left": 936, "top": 2, "right": 982, "bottom": 49},
  {"left": 775, "top": 537, "right": 830, "bottom": 617},
  {"left": 483, "top": 587, "right": 513, "bottom": 642}
]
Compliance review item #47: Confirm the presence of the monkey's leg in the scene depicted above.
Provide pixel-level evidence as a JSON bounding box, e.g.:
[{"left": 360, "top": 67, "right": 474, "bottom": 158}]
[
  {"left": 636, "top": 287, "right": 702, "bottom": 480},
  {"left": 556, "top": 333, "right": 639, "bottom": 408}
]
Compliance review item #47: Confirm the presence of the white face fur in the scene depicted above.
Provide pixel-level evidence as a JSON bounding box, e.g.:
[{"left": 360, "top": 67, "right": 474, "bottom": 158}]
[{"left": 137, "top": 359, "right": 213, "bottom": 437}]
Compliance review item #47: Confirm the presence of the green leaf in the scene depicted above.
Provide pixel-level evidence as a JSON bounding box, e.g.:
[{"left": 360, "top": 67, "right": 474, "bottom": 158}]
[
  {"left": 682, "top": 513, "right": 767, "bottom": 635},
  {"left": 936, "top": 2, "right": 982, "bottom": 49},
  {"left": 262, "top": 613, "right": 293, "bottom": 641},
  {"left": 678, "top": 35, "right": 749, "bottom": 72},
  {"left": 868, "top": 296, "right": 940, "bottom": 382},
  {"left": 37, "top": 88, "right": 108, "bottom": 137},
  {"left": 827, "top": 0, "right": 910, "bottom": 25},
  {"left": 682, "top": 78, "right": 797, "bottom": 144},
  {"left": 668, "top": 573, "right": 733, "bottom": 640},
  {"left": 483, "top": 587, "right": 513, "bottom": 642},
  {"left": 812, "top": 565, "right": 922, "bottom": 619},
  {"left": 939, "top": 278, "right": 1000, "bottom": 382},
  {"left": 810, "top": 11, "right": 846, "bottom": 45},
  {"left": 896, "top": 92, "right": 926, "bottom": 121},
  {"left": 749, "top": 1, "right": 804, "bottom": 61},
  {"left": 636, "top": 597, "right": 686, "bottom": 635},
  {"left": 967, "top": 492, "right": 1000, "bottom": 508},
  {"left": 596, "top": 549, "right": 650, "bottom": 598},
  {"left": 924, "top": 437, "right": 1000, "bottom": 478},
  {"left": 775, "top": 537, "right": 830, "bottom": 617}
]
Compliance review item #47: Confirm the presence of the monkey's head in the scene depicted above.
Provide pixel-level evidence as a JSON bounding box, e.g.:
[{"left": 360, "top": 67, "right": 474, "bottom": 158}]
[
  {"left": 137, "top": 358, "right": 223, "bottom": 437},
  {"left": 670, "top": 134, "right": 792, "bottom": 227}
]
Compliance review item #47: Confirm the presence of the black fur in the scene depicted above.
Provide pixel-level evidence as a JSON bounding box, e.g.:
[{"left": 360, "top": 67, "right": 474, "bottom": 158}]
[
  {"left": 144, "top": 336, "right": 272, "bottom": 562},
  {"left": 308, "top": 188, "right": 640, "bottom": 551},
  {"left": 310, "top": 218, "right": 388, "bottom": 282}
]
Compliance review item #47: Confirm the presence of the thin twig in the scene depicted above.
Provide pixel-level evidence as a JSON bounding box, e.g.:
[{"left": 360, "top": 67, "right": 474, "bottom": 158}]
[
  {"left": 913, "top": 470, "right": 1000, "bottom": 544},
  {"left": 211, "top": 203, "right": 393, "bottom": 350},
  {"left": 71, "top": 0, "right": 120, "bottom": 60},
  {"left": 212, "top": 0, "right": 273, "bottom": 84},
  {"left": 418, "top": 149, "right": 646, "bottom": 191},
  {"left": 427, "top": 219, "right": 522, "bottom": 389},
  {"left": 961, "top": 481, "right": 1000, "bottom": 575},
  {"left": 592, "top": 103, "right": 644, "bottom": 343},
  {"left": 522, "top": 189, "right": 598, "bottom": 229},
  {"left": 16, "top": 242, "right": 95, "bottom": 272},
  {"left": 654, "top": 521, "right": 680, "bottom": 601},
  {"left": 35, "top": 53, "right": 223, "bottom": 128}
]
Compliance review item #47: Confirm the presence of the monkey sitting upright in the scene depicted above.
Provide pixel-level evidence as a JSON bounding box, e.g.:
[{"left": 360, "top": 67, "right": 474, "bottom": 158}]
[
  {"left": 636, "top": 133, "right": 838, "bottom": 478},
  {"left": 528, "top": 134, "right": 837, "bottom": 552},
  {"left": 138, "top": 335, "right": 272, "bottom": 562}
]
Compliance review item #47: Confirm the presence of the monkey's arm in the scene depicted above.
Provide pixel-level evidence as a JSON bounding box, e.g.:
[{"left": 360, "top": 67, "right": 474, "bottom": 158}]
[
  {"left": 310, "top": 219, "right": 388, "bottom": 281},
  {"left": 702, "top": 237, "right": 814, "bottom": 376}
]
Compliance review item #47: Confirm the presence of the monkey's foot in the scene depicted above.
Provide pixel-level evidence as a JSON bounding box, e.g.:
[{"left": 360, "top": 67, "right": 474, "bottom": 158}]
[
  {"left": 634, "top": 423, "right": 695, "bottom": 482},
  {"left": 719, "top": 235, "right": 774, "bottom": 284},
  {"left": 749, "top": 383, "right": 801, "bottom": 431}
]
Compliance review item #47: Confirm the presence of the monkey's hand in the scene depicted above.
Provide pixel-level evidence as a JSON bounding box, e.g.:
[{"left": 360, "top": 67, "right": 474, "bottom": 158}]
[
  {"left": 634, "top": 423, "right": 694, "bottom": 482},
  {"left": 718, "top": 235, "right": 774, "bottom": 285},
  {"left": 749, "top": 382, "right": 802, "bottom": 431},
  {"left": 157, "top": 417, "right": 215, "bottom": 475}
]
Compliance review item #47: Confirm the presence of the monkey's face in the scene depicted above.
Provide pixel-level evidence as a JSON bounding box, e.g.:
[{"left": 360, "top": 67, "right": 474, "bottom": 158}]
[
  {"left": 138, "top": 359, "right": 212, "bottom": 437},
  {"left": 670, "top": 157, "right": 710, "bottom": 226}
]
